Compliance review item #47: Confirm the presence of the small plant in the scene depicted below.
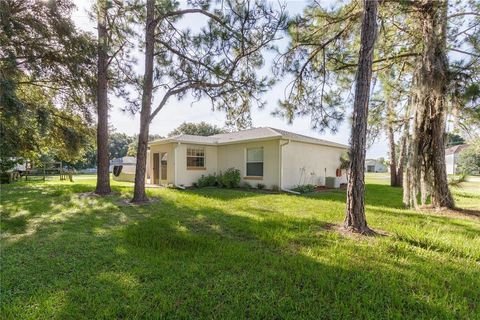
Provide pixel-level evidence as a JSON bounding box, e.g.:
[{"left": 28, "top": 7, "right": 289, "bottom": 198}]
[
  {"left": 257, "top": 183, "right": 265, "bottom": 190},
  {"left": 197, "top": 173, "right": 217, "bottom": 188},
  {"left": 240, "top": 181, "right": 252, "bottom": 189},
  {"left": 292, "top": 184, "right": 316, "bottom": 194},
  {"left": 271, "top": 184, "right": 279, "bottom": 192},
  {"left": 448, "top": 173, "right": 467, "bottom": 188},
  {"left": 217, "top": 168, "right": 241, "bottom": 188}
]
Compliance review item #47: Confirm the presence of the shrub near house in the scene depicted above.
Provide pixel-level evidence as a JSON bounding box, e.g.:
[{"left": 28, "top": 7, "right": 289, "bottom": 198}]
[{"left": 196, "top": 168, "right": 240, "bottom": 189}]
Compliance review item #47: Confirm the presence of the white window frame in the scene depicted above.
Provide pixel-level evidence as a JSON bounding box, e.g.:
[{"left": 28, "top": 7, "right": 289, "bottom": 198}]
[
  {"left": 186, "top": 147, "right": 206, "bottom": 170},
  {"left": 245, "top": 147, "right": 264, "bottom": 178}
]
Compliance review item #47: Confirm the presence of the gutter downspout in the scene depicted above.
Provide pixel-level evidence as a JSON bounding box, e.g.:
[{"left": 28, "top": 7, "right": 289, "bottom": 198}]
[
  {"left": 173, "top": 142, "right": 186, "bottom": 190},
  {"left": 174, "top": 142, "right": 180, "bottom": 188},
  {"left": 279, "top": 139, "right": 299, "bottom": 194}
]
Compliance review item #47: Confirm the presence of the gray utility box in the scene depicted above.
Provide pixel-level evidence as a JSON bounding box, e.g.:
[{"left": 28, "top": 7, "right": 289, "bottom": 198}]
[{"left": 325, "top": 177, "right": 340, "bottom": 189}]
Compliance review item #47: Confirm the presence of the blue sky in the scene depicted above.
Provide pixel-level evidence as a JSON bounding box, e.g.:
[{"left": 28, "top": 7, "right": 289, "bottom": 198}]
[{"left": 72, "top": 0, "right": 389, "bottom": 158}]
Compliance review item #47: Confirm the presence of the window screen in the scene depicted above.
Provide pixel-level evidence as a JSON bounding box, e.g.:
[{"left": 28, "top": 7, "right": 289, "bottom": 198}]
[
  {"left": 187, "top": 148, "right": 205, "bottom": 168},
  {"left": 246, "top": 148, "right": 263, "bottom": 176}
]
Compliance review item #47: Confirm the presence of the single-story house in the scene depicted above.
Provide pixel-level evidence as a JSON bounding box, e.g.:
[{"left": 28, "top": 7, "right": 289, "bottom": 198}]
[
  {"left": 147, "top": 127, "right": 348, "bottom": 190},
  {"left": 445, "top": 144, "right": 468, "bottom": 175},
  {"left": 365, "top": 159, "right": 387, "bottom": 173},
  {"left": 110, "top": 156, "right": 137, "bottom": 182}
]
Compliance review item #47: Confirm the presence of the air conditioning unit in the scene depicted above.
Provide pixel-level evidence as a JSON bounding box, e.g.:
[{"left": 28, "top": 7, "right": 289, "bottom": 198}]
[{"left": 325, "top": 177, "right": 340, "bottom": 188}]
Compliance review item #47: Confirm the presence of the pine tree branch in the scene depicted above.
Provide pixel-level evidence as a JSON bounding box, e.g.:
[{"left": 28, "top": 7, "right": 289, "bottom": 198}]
[
  {"left": 447, "top": 12, "right": 480, "bottom": 19},
  {"left": 449, "top": 48, "right": 480, "bottom": 58},
  {"left": 334, "top": 52, "right": 420, "bottom": 70}
]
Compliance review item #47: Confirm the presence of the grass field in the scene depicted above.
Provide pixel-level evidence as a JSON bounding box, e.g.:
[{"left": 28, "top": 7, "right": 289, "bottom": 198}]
[{"left": 1, "top": 174, "right": 479, "bottom": 319}]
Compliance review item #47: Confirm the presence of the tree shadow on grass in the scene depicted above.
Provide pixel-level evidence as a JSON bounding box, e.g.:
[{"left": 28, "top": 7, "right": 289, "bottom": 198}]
[
  {"left": 1, "top": 186, "right": 479, "bottom": 319},
  {"left": 188, "top": 183, "right": 407, "bottom": 209}
]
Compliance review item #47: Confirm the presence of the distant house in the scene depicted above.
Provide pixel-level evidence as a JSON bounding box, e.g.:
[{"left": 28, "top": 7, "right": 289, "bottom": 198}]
[
  {"left": 110, "top": 156, "right": 136, "bottom": 182},
  {"left": 146, "top": 127, "right": 348, "bottom": 189},
  {"left": 365, "top": 159, "right": 387, "bottom": 173},
  {"left": 445, "top": 144, "right": 468, "bottom": 174}
]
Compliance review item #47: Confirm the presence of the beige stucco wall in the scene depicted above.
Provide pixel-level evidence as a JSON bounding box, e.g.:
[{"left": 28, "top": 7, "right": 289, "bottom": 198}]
[
  {"left": 175, "top": 144, "right": 218, "bottom": 186},
  {"left": 148, "top": 139, "right": 346, "bottom": 189},
  {"left": 281, "top": 141, "right": 346, "bottom": 189},
  {"left": 217, "top": 139, "right": 280, "bottom": 188},
  {"left": 148, "top": 143, "right": 176, "bottom": 185},
  {"left": 445, "top": 154, "right": 455, "bottom": 175}
]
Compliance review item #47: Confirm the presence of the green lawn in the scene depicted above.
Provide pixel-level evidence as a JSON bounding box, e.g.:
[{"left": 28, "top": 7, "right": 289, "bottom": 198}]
[{"left": 1, "top": 174, "right": 479, "bottom": 319}]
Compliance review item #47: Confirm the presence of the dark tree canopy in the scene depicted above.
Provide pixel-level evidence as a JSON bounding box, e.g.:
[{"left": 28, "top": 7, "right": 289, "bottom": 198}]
[
  {"left": 0, "top": 0, "right": 96, "bottom": 170},
  {"left": 168, "top": 122, "right": 226, "bottom": 137}
]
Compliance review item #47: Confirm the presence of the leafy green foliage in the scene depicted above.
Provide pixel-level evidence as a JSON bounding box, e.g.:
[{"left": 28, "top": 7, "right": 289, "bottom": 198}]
[
  {"left": 168, "top": 122, "right": 226, "bottom": 137},
  {"left": 197, "top": 173, "right": 217, "bottom": 188},
  {"left": 217, "top": 168, "right": 241, "bottom": 188},
  {"left": 292, "top": 184, "right": 316, "bottom": 194},
  {"left": 0, "top": 0, "right": 96, "bottom": 165},
  {"left": 457, "top": 141, "right": 480, "bottom": 174},
  {"left": 445, "top": 133, "right": 465, "bottom": 147},
  {"left": 109, "top": 132, "right": 136, "bottom": 159},
  {"left": 196, "top": 168, "right": 240, "bottom": 189}
]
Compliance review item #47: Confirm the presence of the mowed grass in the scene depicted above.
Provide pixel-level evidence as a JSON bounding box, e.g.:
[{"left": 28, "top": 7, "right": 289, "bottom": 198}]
[{"left": 1, "top": 174, "right": 479, "bottom": 319}]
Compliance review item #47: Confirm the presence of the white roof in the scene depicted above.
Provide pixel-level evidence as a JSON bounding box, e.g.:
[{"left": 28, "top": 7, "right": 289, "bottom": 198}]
[
  {"left": 149, "top": 127, "right": 349, "bottom": 149},
  {"left": 110, "top": 156, "right": 136, "bottom": 165}
]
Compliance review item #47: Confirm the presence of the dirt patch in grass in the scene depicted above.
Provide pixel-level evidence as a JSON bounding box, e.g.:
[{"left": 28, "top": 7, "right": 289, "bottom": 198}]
[
  {"left": 319, "top": 222, "right": 389, "bottom": 239},
  {"left": 77, "top": 191, "right": 120, "bottom": 199},
  {"left": 419, "top": 206, "right": 480, "bottom": 220},
  {"left": 116, "top": 197, "right": 161, "bottom": 206}
]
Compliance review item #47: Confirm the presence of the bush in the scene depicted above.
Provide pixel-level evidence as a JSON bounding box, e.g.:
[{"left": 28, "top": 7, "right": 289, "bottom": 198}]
[
  {"left": 240, "top": 181, "right": 252, "bottom": 189},
  {"left": 271, "top": 184, "right": 279, "bottom": 192},
  {"left": 457, "top": 142, "right": 480, "bottom": 174},
  {"left": 197, "top": 173, "right": 217, "bottom": 188},
  {"left": 257, "top": 183, "right": 265, "bottom": 190},
  {"left": 196, "top": 168, "right": 240, "bottom": 189},
  {"left": 292, "top": 184, "right": 316, "bottom": 194},
  {"left": 217, "top": 168, "right": 241, "bottom": 188}
]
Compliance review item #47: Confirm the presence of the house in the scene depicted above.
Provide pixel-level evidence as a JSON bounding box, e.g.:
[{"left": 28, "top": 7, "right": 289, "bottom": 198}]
[
  {"left": 147, "top": 127, "right": 348, "bottom": 189},
  {"left": 445, "top": 144, "right": 468, "bottom": 174},
  {"left": 365, "top": 159, "right": 387, "bottom": 173},
  {"left": 110, "top": 156, "right": 137, "bottom": 182}
]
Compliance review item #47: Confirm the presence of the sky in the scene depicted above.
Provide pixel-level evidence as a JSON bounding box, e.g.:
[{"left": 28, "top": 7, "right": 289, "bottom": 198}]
[{"left": 72, "top": 0, "right": 389, "bottom": 159}]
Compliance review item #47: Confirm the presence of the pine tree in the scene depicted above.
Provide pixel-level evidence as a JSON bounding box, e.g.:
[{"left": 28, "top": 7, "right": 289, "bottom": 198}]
[{"left": 130, "top": 0, "right": 286, "bottom": 203}]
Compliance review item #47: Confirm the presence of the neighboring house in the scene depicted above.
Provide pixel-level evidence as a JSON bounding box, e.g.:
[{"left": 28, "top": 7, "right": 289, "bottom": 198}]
[
  {"left": 110, "top": 156, "right": 137, "bottom": 182},
  {"left": 365, "top": 159, "right": 387, "bottom": 173},
  {"left": 147, "top": 127, "right": 348, "bottom": 189},
  {"left": 445, "top": 144, "right": 468, "bottom": 175}
]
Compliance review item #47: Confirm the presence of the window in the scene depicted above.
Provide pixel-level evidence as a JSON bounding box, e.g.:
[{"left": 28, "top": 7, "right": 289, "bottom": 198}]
[
  {"left": 246, "top": 147, "right": 263, "bottom": 177},
  {"left": 187, "top": 147, "right": 205, "bottom": 169}
]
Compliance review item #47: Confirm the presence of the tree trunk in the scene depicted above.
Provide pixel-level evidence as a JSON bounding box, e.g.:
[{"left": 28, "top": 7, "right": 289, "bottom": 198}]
[
  {"left": 344, "top": 0, "right": 378, "bottom": 235},
  {"left": 385, "top": 99, "right": 399, "bottom": 187},
  {"left": 405, "top": 0, "right": 454, "bottom": 209},
  {"left": 396, "top": 98, "right": 411, "bottom": 189},
  {"left": 95, "top": 0, "right": 111, "bottom": 195},
  {"left": 131, "top": 0, "right": 155, "bottom": 203}
]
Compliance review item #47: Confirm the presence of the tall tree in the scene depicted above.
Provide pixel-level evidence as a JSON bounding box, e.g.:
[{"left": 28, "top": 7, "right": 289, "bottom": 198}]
[
  {"left": 276, "top": 0, "right": 479, "bottom": 210},
  {"left": 130, "top": 0, "right": 286, "bottom": 203},
  {"left": 93, "top": 0, "right": 136, "bottom": 195},
  {"left": 132, "top": 0, "right": 156, "bottom": 203},
  {"left": 404, "top": 0, "right": 455, "bottom": 209},
  {"left": 344, "top": 0, "right": 378, "bottom": 234},
  {"left": 0, "top": 0, "right": 96, "bottom": 168},
  {"left": 168, "top": 122, "right": 226, "bottom": 137},
  {"left": 95, "top": 0, "right": 110, "bottom": 194}
]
